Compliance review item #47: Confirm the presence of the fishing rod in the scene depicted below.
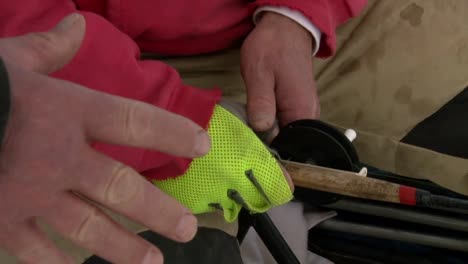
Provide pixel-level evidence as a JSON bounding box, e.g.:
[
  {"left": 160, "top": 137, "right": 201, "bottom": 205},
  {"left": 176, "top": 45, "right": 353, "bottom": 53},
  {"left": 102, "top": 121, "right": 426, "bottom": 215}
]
[
  {"left": 271, "top": 119, "right": 468, "bottom": 213},
  {"left": 283, "top": 160, "right": 468, "bottom": 212}
]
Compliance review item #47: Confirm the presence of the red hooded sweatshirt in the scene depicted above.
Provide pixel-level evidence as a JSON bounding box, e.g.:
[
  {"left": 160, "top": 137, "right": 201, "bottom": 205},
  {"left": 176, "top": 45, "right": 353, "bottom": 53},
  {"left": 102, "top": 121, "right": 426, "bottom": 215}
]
[{"left": 0, "top": 0, "right": 367, "bottom": 180}]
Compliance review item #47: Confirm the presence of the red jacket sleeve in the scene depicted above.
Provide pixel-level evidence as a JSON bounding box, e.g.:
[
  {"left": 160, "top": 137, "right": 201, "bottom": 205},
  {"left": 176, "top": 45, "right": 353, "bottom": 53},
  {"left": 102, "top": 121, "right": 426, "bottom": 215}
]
[
  {"left": 252, "top": 0, "right": 368, "bottom": 58},
  {"left": 0, "top": 0, "right": 221, "bottom": 180}
]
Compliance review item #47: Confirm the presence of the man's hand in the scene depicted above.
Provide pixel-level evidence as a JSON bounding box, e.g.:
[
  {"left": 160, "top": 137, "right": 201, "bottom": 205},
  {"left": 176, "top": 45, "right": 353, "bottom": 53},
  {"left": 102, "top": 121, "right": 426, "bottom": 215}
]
[
  {"left": 241, "top": 12, "right": 320, "bottom": 132},
  {"left": 0, "top": 14, "right": 210, "bottom": 264}
]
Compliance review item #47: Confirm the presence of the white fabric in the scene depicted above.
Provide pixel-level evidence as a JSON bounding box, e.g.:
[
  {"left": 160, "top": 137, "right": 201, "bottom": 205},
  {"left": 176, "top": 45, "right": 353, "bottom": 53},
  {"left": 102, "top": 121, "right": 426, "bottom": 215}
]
[
  {"left": 240, "top": 202, "right": 336, "bottom": 264},
  {"left": 253, "top": 6, "right": 322, "bottom": 56}
]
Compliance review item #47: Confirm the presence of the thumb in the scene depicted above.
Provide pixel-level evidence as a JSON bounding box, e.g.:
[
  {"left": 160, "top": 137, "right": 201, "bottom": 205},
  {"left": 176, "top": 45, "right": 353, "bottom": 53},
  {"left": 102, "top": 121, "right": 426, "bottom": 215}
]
[
  {"left": 0, "top": 13, "right": 85, "bottom": 74},
  {"left": 241, "top": 60, "right": 277, "bottom": 132}
]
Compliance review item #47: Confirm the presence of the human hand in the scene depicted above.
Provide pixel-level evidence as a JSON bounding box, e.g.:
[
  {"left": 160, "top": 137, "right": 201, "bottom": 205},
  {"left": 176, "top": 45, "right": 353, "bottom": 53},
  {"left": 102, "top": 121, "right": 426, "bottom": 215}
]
[
  {"left": 0, "top": 14, "right": 210, "bottom": 264},
  {"left": 241, "top": 12, "right": 320, "bottom": 132},
  {"left": 153, "top": 101, "right": 294, "bottom": 223}
]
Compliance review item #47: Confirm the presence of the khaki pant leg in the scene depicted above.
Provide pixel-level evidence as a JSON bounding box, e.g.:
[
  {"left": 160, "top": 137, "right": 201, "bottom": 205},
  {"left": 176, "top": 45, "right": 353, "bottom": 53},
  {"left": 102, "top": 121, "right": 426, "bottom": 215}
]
[
  {"left": 314, "top": 0, "right": 468, "bottom": 195},
  {"left": 161, "top": 49, "right": 246, "bottom": 103}
]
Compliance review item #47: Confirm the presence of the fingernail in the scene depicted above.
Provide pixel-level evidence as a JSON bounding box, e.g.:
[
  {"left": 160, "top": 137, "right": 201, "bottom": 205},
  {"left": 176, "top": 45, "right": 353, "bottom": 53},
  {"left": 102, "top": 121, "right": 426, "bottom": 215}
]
[
  {"left": 142, "top": 249, "right": 163, "bottom": 264},
  {"left": 54, "top": 13, "right": 82, "bottom": 31},
  {"left": 176, "top": 213, "right": 197, "bottom": 241},
  {"left": 194, "top": 130, "right": 211, "bottom": 156}
]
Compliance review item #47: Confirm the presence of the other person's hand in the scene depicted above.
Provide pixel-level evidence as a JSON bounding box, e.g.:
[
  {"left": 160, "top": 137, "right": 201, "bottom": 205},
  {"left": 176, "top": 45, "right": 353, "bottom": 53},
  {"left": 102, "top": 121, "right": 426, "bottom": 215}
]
[
  {"left": 0, "top": 14, "right": 211, "bottom": 264},
  {"left": 241, "top": 12, "right": 320, "bottom": 132}
]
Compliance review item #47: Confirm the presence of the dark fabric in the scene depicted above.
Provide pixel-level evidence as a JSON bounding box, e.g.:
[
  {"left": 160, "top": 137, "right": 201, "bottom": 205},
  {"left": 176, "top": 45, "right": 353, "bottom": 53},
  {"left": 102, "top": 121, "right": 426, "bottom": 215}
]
[
  {"left": 309, "top": 228, "right": 468, "bottom": 264},
  {"left": 402, "top": 87, "right": 468, "bottom": 159},
  {"left": 83, "top": 227, "right": 244, "bottom": 264},
  {"left": 0, "top": 57, "right": 10, "bottom": 150},
  {"left": 309, "top": 210, "right": 468, "bottom": 263}
]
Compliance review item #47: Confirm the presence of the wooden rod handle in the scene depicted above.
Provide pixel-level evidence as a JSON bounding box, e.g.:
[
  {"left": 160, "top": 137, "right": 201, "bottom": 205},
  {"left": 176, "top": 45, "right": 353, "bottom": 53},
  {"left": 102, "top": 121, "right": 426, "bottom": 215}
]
[{"left": 281, "top": 160, "right": 401, "bottom": 204}]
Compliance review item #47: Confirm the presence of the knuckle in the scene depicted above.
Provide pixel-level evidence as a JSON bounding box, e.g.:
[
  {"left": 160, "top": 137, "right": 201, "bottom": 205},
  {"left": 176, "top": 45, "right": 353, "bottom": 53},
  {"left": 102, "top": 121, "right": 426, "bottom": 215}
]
[
  {"left": 26, "top": 32, "right": 57, "bottom": 49},
  {"left": 23, "top": 32, "right": 60, "bottom": 67},
  {"left": 250, "top": 94, "right": 275, "bottom": 109},
  {"left": 72, "top": 207, "right": 103, "bottom": 244},
  {"left": 243, "top": 54, "right": 266, "bottom": 73},
  {"left": 106, "top": 163, "right": 140, "bottom": 205},
  {"left": 120, "top": 101, "right": 141, "bottom": 144}
]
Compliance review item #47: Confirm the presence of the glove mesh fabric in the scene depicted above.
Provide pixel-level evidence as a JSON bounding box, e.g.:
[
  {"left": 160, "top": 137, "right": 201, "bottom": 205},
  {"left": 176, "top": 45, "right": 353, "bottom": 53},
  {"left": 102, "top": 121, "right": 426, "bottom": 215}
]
[{"left": 153, "top": 105, "right": 293, "bottom": 222}]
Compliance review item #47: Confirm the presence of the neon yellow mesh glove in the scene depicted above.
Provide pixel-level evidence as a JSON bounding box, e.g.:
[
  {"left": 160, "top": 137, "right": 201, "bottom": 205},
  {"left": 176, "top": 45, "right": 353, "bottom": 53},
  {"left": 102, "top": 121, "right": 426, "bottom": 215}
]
[{"left": 152, "top": 104, "right": 293, "bottom": 222}]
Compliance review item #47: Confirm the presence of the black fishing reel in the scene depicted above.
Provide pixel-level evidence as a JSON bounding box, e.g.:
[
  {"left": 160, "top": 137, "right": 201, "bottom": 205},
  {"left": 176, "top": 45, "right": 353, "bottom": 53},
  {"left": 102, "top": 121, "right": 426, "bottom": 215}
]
[{"left": 270, "top": 119, "right": 362, "bottom": 205}]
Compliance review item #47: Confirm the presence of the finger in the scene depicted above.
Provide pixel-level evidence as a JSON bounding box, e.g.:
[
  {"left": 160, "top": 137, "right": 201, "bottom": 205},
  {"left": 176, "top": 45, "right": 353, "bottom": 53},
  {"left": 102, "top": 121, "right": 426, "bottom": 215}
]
[
  {"left": 218, "top": 99, "right": 281, "bottom": 144},
  {"left": 0, "top": 13, "right": 85, "bottom": 74},
  {"left": 241, "top": 55, "right": 277, "bottom": 131},
  {"left": 76, "top": 149, "right": 198, "bottom": 243},
  {"left": 275, "top": 62, "right": 320, "bottom": 126},
  {"left": 44, "top": 193, "right": 164, "bottom": 264},
  {"left": 82, "top": 89, "right": 211, "bottom": 158},
  {"left": 0, "top": 220, "right": 73, "bottom": 264}
]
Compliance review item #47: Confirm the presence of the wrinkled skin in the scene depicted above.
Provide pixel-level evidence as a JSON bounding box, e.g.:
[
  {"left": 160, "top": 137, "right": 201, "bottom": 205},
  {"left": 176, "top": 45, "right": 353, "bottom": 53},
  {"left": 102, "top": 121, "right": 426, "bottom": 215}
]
[
  {"left": 0, "top": 14, "right": 212, "bottom": 264},
  {"left": 241, "top": 12, "right": 320, "bottom": 133}
]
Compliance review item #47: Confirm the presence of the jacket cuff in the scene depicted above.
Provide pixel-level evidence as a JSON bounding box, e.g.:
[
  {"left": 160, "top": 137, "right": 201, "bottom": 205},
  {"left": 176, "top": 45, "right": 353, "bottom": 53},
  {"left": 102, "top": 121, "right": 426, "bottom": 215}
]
[
  {"left": 251, "top": 0, "right": 368, "bottom": 58},
  {"left": 0, "top": 57, "right": 11, "bottom": 150}
]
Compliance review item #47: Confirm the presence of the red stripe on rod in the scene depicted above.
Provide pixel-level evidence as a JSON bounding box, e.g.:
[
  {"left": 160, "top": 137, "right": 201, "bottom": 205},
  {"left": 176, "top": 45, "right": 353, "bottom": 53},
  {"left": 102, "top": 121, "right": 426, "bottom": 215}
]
[{"left": 399, "top": 185, "right": 417, "bottom": 205}]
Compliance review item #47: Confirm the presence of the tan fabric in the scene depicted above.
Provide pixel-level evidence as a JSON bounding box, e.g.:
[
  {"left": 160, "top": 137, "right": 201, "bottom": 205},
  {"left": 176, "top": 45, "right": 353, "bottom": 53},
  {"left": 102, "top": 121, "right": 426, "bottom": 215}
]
[
  {"left": 166, "top": 0, "right": 468, "bottom": 195},
  {"left": 3, "top": 0, "right": 468, "bottom": 262},
  {"left": 313, "top": 0, "right": 468, "bottom": 194}
]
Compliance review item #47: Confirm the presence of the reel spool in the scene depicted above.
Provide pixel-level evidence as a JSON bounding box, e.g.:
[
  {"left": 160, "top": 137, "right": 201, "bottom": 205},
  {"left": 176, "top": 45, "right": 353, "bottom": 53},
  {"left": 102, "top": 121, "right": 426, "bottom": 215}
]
[{"left": 270, "top": 119, "right": 362, "bottom": 205}]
